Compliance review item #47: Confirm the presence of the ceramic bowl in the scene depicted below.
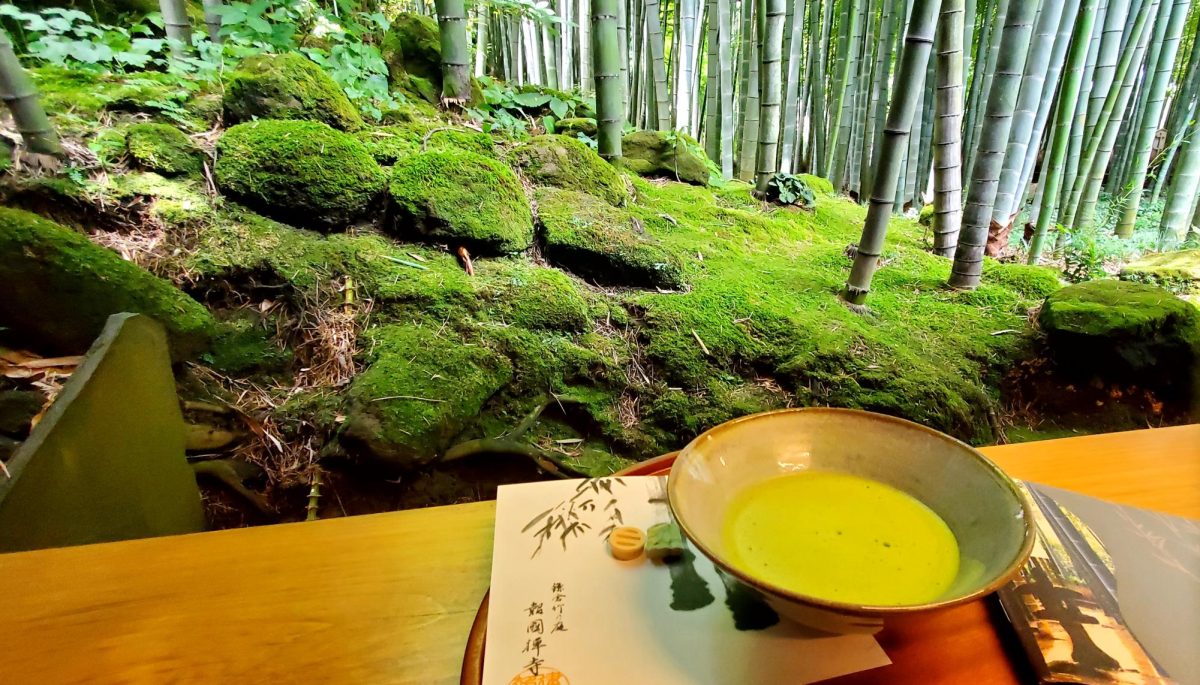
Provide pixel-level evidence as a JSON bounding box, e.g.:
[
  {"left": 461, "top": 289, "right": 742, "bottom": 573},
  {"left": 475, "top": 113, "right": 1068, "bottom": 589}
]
[{"left": 666, "top": 408, "right": 1035, "bottom": 634}]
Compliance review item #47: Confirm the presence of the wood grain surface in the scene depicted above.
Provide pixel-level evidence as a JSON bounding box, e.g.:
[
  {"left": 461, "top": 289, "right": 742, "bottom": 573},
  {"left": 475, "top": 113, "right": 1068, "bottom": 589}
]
[{"left": 0, "top": 424, "right": 1196, "bottom": 684}]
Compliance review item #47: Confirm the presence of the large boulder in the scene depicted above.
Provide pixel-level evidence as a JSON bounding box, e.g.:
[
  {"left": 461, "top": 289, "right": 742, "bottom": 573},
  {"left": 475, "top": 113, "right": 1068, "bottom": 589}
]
[
  {"left": 381, "top": 13, "right": 442, "bottom": 98},
  {"left": 555, "top": 117, "right": 598, "bottom": 137},
  {"left": 125, "top": 123, "right": 200, "bottom": 177},
  {"left": 512, "top": 134, "right": 628, "bottom": 206},
  {"left": 216, "top": 120, "right": 386, "bottom": 231},
  {"left": 536, "top": 187, "right": 685, "bottom": 289},
  {"left": 223, "top": 53, "right": 363, "bottom": 131},
  {"left": 621, "top": 130, "right": 712, "bottom": 186},
  {"left": 0, "top": 207, "right": 214, "bottom": 360},
  {"left": 387, "top": 150, "right": 534, "bottom": 254},
  {"left": 340, "top": 325, "right": 513, "bottom": 469},
  {"left": 1039, "top": 280, "right": 1199, "bottom": 402}
]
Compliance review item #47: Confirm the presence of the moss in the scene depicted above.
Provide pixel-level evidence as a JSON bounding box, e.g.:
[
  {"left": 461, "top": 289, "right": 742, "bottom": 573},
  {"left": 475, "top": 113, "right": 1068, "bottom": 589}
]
[
  {"left": 613, "top": 177, "right": 1052, "bottom": 443},
  {"left": 1120, "top": 249, "right": 1200, "bottom": 294},
  {"left": 482, "top": 262, "right": 591, "bottom": 332},
  {"left": 355, "top": 124, "right": 495, "bottom": 164},
  {"left": 0, "top": 137, "right": 11, "bottom": 174},
  {"left": 216, "top": 119, "right": 385, "bottom": 231},
  {"left": 1039, "top": 280, "right": 1199, "bottom": 401},
  {"left": 621, "top": 130, "right": 712, "bottom": 186},
  {"left": 512, "top": 134, "right": 628, "bottom": 206},
  {"left": 0, "top": 207, "right": 214, "bottom": 359},
  {"left": 1040, "top": 280, "right": 1197, "bottom": 338},
  {"left": 341, "top": 323, "right": 513, "bottom": 468},
  {"left": 536, "top": 187, "right": 686, "bottom": 289},
  {"left": 30, "top": 66, "right": 207, "bottom": 133},
  {"left": 981, "top": 262, "right": 1061, "bottom": 300},
  {"left": 125, "top": 123, "right": 201, "bottom": 177},
  {"left": 918, "top": 203, "right": 934, "bottom": 227},
  {"left": 555, "top": 117, "right": 598, "bottom": 137},
  {"left": 801, "top": 174, "right": 834, "bottom": 196},
  {"left": 380, "top": 97, "right": 441, "bottom": 124},
  {"left": 387, "top": 149, "right": 533, "bottom": 254},
  {"left": 205, "top": 318, "right": 291, "bottom": 375},
  {"left": 382, "top": 13, "right": 443, "bottom": 93},
  {"left": 224, "top": 53, "right": 363, "bottom": 131}
]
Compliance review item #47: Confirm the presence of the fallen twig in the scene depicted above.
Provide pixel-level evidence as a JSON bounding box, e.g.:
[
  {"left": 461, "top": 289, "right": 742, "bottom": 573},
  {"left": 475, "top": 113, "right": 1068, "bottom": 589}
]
[
  {"left": 381, "top": 255, "right": 429, "bottom": 271},
  {"left": 691, "top": 329, "right": 711, "bottom": 356},
  {"left": 371, "top": 395, "right": 446, "bottom": 403}
]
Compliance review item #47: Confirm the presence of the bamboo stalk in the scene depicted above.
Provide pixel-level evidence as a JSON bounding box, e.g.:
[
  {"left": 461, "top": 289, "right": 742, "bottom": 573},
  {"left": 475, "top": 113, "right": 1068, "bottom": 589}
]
[
  {"left": 1028, "top": 0, "right": 1103, "bottom": 262},
  {"left": 842, "top": 0, "right": 940, "bottom": 307},
  {"left": 1115, "top": 0, "right": 1191, "bottom": 237},
  {"left": 593, "top": 0, "right": 624, "bottom": 161},
  {"left": 931, "top": 0, "right": 964, "bottom": 256},
  {"left": 0, "top": 29, "right": 61, "bottom": 156},
  {"left": 948, "top": 0, "right": 1038, "bottom": 290}
]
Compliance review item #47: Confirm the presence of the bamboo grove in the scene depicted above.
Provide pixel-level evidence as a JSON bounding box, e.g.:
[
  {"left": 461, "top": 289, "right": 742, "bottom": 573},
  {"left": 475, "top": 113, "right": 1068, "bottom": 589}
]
[
  {"left": 2, "top": 0, "right": 1196, "bottom": 303},
  {"left": 427, "top": 0, "right": 1200, "bottom": 299}
]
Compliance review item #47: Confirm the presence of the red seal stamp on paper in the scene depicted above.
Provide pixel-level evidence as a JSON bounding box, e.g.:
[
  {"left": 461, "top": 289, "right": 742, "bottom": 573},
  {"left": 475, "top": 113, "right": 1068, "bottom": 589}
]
[{"left": 508, "top": 667, "right": 570, "bottom": 685}]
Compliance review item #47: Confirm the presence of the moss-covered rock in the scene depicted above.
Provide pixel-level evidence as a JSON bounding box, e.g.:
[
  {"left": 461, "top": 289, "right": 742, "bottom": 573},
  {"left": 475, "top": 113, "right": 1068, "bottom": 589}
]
[
  {"left": 387, "top": 150, "right": 534, "bottom": 254},
  {"left": 224, "top": 53, "right": 363, "bottom": 131},
  {"left": 216, "top": 120, "right": 385, "bottom": 231},
  {"left": 537, "top": 187, "right": 685, "bottom": 289},
  {"left": 512, "top": 134, "right": 628, "bottom": 206},
  {"left": 621, "top": 130, "right": 712, "bottom": 186},
  {"left": 488, "top": 264, "right": 591, "bottom": 332},
  {"left": 555, "top": 117, "right": 598, "bottom": 137},
  {"left": 1039, "top": 280, "right": 1199, "bottom": 401},
  {"left": 125, "top": 123, "right": 201, "bottom": 177},
  {"left": 0, "top": 207, "right": 214, "bottom": 359},
  {"left": 1120, "top": 249, "right": 1200, "bottom": 295},
  {"left": 30, "top": 66, "right": 210, "bottom": 132},
  {"left": 341, "top": 324, "right": 513, "bottom": 469},
  {"left": 382, "top": 13, "right": 442, "bottom": 92},
  {"left": 205, "top": 318, "right": 291, "bottom": 376},
  {"left": 354, "top": 124, "right": 495, "bottom": 164}
]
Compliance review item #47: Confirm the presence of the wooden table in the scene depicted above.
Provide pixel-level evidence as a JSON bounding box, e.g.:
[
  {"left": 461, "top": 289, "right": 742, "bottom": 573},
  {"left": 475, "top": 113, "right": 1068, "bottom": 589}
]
[{"left": 1, "top": 425, "right": 1197, "bottom": 684}]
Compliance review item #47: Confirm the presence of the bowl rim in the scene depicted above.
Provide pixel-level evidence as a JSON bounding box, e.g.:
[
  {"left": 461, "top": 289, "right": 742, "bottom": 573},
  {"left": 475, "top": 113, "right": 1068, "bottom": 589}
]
[{"left": 666, "top": 407, "right": 1037, "bottom": 616}]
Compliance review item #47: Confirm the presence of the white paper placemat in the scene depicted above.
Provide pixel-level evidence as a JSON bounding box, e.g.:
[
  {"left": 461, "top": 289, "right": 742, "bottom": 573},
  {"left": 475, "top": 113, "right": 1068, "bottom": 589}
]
[{"left": 482, "top": 476, "right": 890, "bottom": 684}]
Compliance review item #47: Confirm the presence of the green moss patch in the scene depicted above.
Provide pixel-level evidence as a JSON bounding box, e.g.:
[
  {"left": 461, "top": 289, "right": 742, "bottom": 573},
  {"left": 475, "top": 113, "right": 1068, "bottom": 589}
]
[
  {"left": 341, "top": 324, "right": 513, "bottom": 469},
  {"left": 125, "top": 123, "right": 201, "bottom": 177},
  {"left": 354, "top": 124, "right": 495, "bottom": 164},
  {"left": 387, "top": 150, "right": 534, "bottom": 254},
  {"left": 480, "top": 261, "right": 591, "bottom": 332},
  {"left": 555, "top": 117, "right": 598, "bottom": 137},
  {"left": 382, "top": 13, "right": 442, "bottom": 97},
  {"left": 223, "top": 53, "right": 363, "bottom": 131},
  {"left": 621, "top": 130, "right": 712, "bottom": 186},
  {"left": 1120, "top": 249, "right": 1200, "bottom": 294},
  {"left": 216, "top": 120, "right": 385, "bottom": 231},
  {"left": 30, "top": 66, "right": 211, "bottom": 133},
  {"left": 512, "top": 134, "right": 628, "bottom": 206},
  {"left": 0, "top": 207, "right": 214, "bottom": 359},
  {"left": 537, "top": 187, "right": 685, "bottom": 289}
]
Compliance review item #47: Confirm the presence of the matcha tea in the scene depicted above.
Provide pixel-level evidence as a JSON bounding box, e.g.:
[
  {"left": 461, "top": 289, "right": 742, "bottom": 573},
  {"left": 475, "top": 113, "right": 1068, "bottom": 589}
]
[{"left": 722, "top": 471, "right": 959, "bottom": 605}]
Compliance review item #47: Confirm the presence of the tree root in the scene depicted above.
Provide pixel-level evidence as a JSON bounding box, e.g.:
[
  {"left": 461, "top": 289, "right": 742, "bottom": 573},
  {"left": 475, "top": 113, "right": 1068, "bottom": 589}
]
[{"left": 441, "top": 397, "right": 592, "bottom": 479}]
